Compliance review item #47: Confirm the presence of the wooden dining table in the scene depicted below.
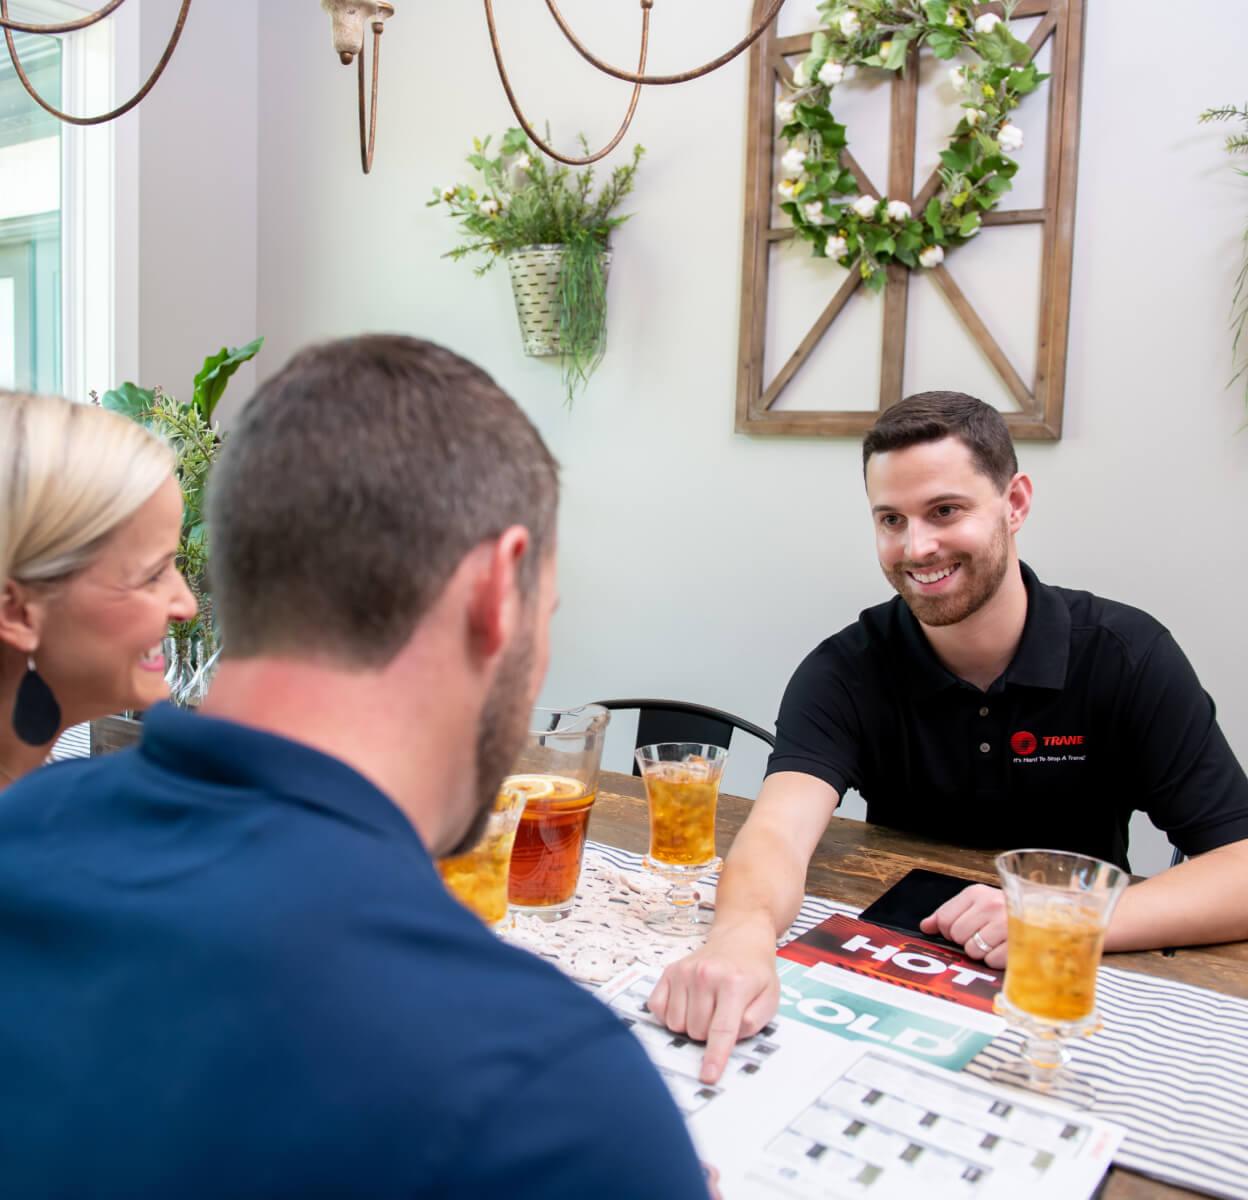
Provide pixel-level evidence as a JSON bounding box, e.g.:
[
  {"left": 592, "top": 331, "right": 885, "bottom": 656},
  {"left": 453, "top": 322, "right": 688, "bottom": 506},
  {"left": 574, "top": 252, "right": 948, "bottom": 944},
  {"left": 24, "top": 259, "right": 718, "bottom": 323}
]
[{"left": 588, "top": 770, "right": 1248, "bottom": 1200}]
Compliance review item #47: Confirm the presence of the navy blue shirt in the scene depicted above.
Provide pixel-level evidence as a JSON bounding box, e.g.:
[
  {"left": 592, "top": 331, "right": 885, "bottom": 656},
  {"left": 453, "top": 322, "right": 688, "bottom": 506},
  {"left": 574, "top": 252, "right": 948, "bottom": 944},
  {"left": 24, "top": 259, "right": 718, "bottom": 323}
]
[
  {"left": 768, "top": 564, "right": 1248, "bottom": 870},
  {"left": 0, "top": 704, "right": 705, "bottom": 1199}
]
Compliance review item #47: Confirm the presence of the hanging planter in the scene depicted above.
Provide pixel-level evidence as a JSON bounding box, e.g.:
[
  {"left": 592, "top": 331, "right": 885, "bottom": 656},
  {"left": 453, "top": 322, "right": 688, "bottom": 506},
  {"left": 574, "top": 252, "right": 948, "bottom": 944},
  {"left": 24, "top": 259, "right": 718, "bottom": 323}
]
[
  {"left": 430, "top": 128, "right": 641, "bottom": 404},
  {"left": 505, "top": 243, "right": 612, "bottom": 358}
]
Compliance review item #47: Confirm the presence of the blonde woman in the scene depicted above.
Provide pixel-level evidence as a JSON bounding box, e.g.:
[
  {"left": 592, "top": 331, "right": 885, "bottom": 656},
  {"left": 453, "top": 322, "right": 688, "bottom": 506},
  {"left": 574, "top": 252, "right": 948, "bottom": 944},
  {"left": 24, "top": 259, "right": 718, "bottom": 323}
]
[{"left": 0, "top": 391, "right": 196, "bottom": 789}]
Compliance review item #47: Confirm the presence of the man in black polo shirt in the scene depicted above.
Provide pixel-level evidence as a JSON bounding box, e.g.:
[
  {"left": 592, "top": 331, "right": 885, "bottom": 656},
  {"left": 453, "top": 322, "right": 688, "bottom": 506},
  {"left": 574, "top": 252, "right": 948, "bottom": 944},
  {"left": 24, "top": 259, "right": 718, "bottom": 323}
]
[
  {"left": 0, "top": 337, "right": 708, "bottom": 1198},
  {"left": 649, "top": 390, "right": 1248, "bottom": 1086}
]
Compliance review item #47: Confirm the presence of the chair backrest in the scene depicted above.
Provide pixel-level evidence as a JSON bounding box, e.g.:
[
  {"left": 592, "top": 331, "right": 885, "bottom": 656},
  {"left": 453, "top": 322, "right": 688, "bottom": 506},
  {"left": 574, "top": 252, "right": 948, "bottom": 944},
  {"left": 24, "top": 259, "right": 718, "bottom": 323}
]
[{"left": 593, "top": 698, "right": 776, "bottom": 776}]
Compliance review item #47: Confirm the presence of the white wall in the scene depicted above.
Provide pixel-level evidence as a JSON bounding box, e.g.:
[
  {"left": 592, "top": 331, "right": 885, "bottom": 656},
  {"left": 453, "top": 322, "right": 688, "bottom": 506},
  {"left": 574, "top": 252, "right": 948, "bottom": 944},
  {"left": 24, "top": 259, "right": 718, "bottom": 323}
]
[
  {"left": 236, "top": 0, "right": 1248, "bottom": 874},
  {"left": 136, "top": 0, "right": 258, "bottom": 416}
]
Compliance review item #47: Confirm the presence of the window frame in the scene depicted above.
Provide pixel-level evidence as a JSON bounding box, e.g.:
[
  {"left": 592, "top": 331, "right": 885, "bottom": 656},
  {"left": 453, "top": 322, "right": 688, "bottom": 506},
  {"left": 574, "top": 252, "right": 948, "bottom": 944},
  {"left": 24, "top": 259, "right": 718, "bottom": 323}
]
[{"left": 3, "top": 0, "right": 139, "bottom": 399}]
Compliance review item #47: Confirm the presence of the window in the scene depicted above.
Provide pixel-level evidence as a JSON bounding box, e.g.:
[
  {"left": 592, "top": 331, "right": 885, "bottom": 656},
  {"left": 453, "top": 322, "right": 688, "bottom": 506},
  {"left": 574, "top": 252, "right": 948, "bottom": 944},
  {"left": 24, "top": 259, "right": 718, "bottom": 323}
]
[
  {"left": 0, "top": 23, "right": 62, "bottom": 393},
  {"left": 0, "top": 0, "right": 138, "bottom": 399}
]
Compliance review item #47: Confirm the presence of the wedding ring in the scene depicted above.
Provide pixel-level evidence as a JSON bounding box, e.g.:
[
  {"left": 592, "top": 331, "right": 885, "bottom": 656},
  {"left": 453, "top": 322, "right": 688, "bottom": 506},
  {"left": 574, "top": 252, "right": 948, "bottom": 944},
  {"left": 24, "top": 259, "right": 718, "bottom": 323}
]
[{"left": 971, "top": 930, "right": 992, "bottom": 955}]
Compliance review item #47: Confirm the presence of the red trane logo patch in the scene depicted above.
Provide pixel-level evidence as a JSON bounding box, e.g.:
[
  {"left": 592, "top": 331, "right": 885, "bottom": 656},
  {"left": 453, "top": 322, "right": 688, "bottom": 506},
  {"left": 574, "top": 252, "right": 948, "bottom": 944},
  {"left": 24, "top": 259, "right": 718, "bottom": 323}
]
[{"left": 1011, "top": 730, "right": 1038, "bottom": 756}]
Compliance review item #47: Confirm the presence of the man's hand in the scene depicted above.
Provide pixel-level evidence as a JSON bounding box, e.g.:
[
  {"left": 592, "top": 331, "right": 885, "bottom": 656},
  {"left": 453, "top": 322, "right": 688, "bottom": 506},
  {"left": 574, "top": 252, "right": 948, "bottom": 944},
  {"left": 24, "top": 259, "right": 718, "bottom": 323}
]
[
  {"left": 647, "top": 918, "right": 780, "bottom": 1086},
  {"left": 920, "top": 883, "right": 1008, "bottom": 969}
]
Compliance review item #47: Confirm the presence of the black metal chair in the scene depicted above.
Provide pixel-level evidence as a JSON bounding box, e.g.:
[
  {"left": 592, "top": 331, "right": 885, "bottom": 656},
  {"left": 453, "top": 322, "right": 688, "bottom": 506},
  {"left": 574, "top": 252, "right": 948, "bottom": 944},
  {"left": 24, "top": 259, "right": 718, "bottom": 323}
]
[{"left": 593, "top": 698, "right": 776, "bottom": 777}]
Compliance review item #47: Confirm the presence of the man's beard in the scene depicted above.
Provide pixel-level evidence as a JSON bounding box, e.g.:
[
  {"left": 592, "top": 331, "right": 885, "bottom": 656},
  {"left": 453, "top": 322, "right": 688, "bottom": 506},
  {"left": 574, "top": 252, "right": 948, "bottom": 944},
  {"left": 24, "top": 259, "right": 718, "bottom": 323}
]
[
  {"left": 884, "top": 518, "right": 1010, "bottom": 628},
  {"left": 442, "top": 622, "right": 536, "bottom": 858}
]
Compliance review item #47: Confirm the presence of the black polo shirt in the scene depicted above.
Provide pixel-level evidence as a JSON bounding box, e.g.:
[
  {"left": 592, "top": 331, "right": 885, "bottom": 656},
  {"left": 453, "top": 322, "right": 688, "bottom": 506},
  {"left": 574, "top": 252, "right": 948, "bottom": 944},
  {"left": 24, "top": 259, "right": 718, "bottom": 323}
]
[{"left": 767, "top": 563, "right": 1248, "bottom": 870}]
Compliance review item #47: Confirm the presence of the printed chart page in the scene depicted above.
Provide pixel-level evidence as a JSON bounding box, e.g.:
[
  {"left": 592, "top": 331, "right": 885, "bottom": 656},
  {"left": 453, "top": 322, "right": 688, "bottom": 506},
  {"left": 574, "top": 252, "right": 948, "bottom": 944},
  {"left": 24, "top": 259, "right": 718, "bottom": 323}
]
[{"left": 600, "top": 966, "right": 1123, "bottom": 1200}]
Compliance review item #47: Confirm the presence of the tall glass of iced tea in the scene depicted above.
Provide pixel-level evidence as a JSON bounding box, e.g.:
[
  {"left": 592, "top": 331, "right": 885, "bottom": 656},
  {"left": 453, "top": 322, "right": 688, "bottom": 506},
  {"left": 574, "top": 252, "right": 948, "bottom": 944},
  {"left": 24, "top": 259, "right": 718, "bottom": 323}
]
[
  {"left": 993, "top": 849, "right": 1128, "bottom": 1100},
  {"left": 635, "top": 743, "right": 728, "bottom": 936},
  {"left": 506, "top": 704, "right": 610, "bottom": 921},
  {"left": 436, "top": 783, "right": 528, "bottom": 929}
]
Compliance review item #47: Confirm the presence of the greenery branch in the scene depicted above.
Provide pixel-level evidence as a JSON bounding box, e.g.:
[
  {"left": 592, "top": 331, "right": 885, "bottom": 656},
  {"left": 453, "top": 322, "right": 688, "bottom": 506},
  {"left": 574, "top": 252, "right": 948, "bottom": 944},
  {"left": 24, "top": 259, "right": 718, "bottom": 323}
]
[
  {"left": 96, "top": 337, "right": 264, "bottom": 646},
  {"left": 429, "top": 129, "right": 644, "bottom": 402},
  {"left": 1200, "top": 104, "right": 1248, "bottom": 406}
]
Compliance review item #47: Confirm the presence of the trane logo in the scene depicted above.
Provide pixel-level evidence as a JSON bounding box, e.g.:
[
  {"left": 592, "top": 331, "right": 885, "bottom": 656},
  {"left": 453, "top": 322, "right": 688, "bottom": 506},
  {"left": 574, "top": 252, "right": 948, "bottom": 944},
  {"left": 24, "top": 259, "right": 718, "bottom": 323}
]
[{"left": 1011, "top": 730, "right": 1087, "bottom": 757}]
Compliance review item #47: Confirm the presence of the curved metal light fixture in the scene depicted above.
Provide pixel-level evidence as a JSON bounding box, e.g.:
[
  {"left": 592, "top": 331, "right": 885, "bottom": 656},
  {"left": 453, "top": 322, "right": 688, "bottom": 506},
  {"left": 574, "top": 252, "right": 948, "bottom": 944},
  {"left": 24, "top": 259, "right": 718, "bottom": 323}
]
[
  {"left": 486, "top": 0, "right": 789, "bottom": 165},
  {"left": 322, "top": 0, "right": 394, "bottom": 175},
  {"left": 0, "top": 0, "right": 192, "bottom": 125},
  {"left": 3, "top": 0, "right": 788, "bottom": 174}
]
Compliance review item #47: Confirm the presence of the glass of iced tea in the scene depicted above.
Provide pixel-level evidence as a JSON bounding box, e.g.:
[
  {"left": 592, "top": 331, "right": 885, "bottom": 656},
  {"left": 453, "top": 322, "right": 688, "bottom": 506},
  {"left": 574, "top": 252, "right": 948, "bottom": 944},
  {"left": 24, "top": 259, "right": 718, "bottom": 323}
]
[
  {"left": 635, "top": 742, "right": 729, "bottom": 936},
  {"left": 436, "top": 783, "right": 528, "bottom": 928},
  {"left": 993, "top": 849, "right": 1128, "bottom": 1100},
  {"left": 506, "top": 704, "right": 610, "bottom": 921}
]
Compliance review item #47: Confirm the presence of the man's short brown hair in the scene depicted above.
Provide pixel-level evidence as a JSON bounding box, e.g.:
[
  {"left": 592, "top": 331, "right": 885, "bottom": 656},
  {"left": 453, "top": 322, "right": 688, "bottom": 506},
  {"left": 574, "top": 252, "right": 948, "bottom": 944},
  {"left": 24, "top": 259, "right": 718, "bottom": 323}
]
[
  {"left": 861, "top": 391, "right": 1018, "bottom": 491},
  {"left": 207, "top": 335, "right": 559, "bottom": 666}
]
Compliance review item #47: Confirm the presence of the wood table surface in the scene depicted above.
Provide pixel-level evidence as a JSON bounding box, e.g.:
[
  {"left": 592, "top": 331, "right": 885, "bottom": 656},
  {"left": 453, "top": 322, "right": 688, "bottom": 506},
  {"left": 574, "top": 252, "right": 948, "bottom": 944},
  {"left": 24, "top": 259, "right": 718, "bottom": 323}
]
[{"left": 588, "top": 770, "right": 1248, "bottom": 1200}]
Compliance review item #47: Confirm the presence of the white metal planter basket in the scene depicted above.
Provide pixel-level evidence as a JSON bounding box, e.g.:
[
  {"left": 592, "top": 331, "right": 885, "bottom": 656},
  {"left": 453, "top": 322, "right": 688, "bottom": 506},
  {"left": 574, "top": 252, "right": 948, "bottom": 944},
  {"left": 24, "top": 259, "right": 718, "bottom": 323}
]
[{"left": 505, "top": 243, "right": 612, "bottom": 357}]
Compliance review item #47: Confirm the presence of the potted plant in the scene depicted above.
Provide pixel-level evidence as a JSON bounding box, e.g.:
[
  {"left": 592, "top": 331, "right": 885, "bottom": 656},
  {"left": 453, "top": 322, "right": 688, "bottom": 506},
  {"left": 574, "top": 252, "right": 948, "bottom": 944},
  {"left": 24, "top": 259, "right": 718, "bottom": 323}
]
[
  {"left": 430, "top": 128, "right": 644, "bottom": 403},
  {"left": 92, "top": 337, "right": 263, "bottom": 744},
  {"left": 1200, "top": 103, "right": 1248, "bottom": 408}
]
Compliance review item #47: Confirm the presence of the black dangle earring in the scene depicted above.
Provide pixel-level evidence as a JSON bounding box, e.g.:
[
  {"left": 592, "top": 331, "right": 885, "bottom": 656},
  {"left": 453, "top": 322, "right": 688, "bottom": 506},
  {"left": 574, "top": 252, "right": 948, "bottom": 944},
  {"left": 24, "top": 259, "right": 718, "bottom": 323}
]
[{"left": 13, "top": 656, "right": 61, "bottom": 746}]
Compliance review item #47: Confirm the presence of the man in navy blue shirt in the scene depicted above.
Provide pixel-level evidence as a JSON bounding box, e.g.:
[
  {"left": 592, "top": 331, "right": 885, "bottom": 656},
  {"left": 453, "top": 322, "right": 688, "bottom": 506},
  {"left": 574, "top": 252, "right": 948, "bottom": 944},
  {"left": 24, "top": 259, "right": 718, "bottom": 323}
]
[{"left": 0, "top": 336, "right": 708, "bottom": 1198}]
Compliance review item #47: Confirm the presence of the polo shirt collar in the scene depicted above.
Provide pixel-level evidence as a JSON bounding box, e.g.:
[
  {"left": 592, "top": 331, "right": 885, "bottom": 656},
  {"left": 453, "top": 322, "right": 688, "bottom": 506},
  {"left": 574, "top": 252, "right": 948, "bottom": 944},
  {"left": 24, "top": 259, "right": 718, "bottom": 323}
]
[
  {"left": 138, "top": 703, "right": 424, "bottom": 849},
  {"left": 897, "top": 560, "right": 1071, "bottom": 698},
  {"left": 1004, "top": 562, "right": 1071, "bottom": 690}
]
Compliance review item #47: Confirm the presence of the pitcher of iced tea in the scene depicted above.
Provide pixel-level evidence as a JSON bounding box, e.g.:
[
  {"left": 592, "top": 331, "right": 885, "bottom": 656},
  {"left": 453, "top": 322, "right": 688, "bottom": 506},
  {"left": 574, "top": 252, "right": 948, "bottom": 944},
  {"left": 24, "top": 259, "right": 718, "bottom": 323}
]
[{"left": 506, "top": 704, "right": 610, "bottom": 921}]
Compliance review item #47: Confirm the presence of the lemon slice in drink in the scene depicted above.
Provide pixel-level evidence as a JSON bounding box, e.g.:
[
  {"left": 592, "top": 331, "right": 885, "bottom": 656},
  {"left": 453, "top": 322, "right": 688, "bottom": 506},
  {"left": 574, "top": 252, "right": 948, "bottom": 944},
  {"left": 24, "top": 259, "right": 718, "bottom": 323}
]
[{"left": 497, "top": 774, "right": 557, "bottom": 811}]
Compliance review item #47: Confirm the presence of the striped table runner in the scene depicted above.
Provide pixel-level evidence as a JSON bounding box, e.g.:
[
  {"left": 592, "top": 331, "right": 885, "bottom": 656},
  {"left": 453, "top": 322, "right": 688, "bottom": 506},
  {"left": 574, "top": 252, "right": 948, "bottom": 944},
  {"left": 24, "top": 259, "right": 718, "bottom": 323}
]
[{"left": 589, "top": 840, "right": 1248, "bottom": 1200}]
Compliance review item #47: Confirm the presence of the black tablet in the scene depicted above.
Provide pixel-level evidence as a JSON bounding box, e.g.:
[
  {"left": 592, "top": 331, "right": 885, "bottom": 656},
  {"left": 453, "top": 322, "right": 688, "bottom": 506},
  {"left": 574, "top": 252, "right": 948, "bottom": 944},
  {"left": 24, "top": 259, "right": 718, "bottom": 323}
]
[{"left": 859, "top": 868, "right": 980, "bottom": 949}]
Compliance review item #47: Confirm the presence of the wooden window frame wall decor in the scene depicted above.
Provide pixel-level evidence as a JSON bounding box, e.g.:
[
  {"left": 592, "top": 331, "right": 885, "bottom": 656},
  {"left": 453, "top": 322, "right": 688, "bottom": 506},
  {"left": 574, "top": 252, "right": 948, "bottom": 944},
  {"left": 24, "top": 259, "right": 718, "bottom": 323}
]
[{"left": 735, "top": 0, "right": 1085, "bottom": 438}]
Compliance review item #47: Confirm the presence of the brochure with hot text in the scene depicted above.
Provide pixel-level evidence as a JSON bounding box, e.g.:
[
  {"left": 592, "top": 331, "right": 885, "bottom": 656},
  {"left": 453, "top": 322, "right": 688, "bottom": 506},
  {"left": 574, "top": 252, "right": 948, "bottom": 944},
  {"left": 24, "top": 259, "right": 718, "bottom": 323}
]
[{"left": 780, "top": 912, "right": 1003, "bottom": 1014}]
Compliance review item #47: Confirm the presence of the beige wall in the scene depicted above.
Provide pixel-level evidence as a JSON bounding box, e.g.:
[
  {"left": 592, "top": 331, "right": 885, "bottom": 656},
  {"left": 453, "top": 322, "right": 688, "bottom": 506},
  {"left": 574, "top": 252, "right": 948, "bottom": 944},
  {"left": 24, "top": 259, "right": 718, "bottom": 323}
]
[
  {"left": 137, "top": 0, "right": 1248, "bottom": 875},
  {"left": 137, "top": 0, "right": 258, "bottom": 417}
]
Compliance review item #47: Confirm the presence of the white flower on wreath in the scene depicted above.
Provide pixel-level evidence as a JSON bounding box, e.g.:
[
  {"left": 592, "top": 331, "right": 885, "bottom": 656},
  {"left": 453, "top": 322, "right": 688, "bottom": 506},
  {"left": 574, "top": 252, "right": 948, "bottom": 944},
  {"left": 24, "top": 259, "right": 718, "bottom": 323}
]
[
  {"left": 511, "top": 153, "right": 532, "bottom": 172},
  {"left": 781, "top": 147, "right": 808, "bottom": 177},
  {"left": 819, "top": 59, "right": 845, "bottom": 86},
  {"left": 792, "top": 60, "right": 812, "bottom": 87},
  {"left": 919, "top": 244, "right": 945, "bottom": 268},
  {"left": 804, "top": 200, "right": 828, "bottom": 224},
  {"left": 851, "top": 194, "right": 879, "bottom": 219},
  {"left": 949, "top": 66, "right": 970, "bottom": 93},
  {"left": 998, "top": 122, "right": 1024, "bottom": 152},
  {"left": 886, "top": 200, "right": 912, "bottom": 222},
  {"left": 974, "top": 12, "right": 1002, "bottom": 34},
  {"left": 839, "top": 10, "right": 861, "bottom": 36},
  {"left": 478, "top": 197, "right": 500, "bottom": 217},
  {"left": 775, "top": 96, "right": 797, "bottom": 124},
  {"left": 440, "top": 185, "right": 457, "bottom": 202},
  {"left": 965, "top": 107, "right": 985, "bottom": 127},
  {"left": 778, "top": 179, "right": 799, "bottom": 201},
  {"left": 825, "top": 234, "right": 849, "bottom": 259}
]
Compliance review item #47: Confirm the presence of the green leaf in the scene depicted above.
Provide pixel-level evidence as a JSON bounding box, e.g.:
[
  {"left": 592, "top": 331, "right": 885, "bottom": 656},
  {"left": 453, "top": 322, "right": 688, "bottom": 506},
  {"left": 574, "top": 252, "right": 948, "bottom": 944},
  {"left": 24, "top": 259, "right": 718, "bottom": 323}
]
[
  {"left": 882, "top": 35, "right": 911, "bottom": 71},
  {"left": 192, "top": 336, "right": 264, "bottom": 425},
  {"left": 976, "top": 33, "right": 1008, "bottom": 65},
  {"left": 926, "top": 27, "right": 960, "bottom": 59},
  {"left": 99, "top": 382, "right": 156, "bottom": 423},
  {"left": 958, "top": 212, "right": 981, "bottom": 236},
  {"left": 940, "top": 146, "right": 970, "bottom": 173},
  {"left": 922, "top": 0, "right": 950, "bottom": 24},
  {"left": 501, "top": 127, "right": 529, "bottom": 154},
  {"left": 925, "top": 197, "right": 945, "bottom": 238},
  {"left": 864, "top": 269, "right": 887, "bottom": 293},
  {"left": 1002, "top": 27, "right": 1033, "bottom": 63},
  {"left": 811, "top": 30, "right": 829, "bottom": 58}
]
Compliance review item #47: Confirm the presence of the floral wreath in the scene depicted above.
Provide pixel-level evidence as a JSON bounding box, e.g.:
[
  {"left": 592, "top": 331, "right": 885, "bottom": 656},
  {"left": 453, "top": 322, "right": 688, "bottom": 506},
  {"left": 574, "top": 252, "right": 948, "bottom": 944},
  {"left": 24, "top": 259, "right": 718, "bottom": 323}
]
[{"left": 776, "top": 0, "right": 1046, "bottom": 290}]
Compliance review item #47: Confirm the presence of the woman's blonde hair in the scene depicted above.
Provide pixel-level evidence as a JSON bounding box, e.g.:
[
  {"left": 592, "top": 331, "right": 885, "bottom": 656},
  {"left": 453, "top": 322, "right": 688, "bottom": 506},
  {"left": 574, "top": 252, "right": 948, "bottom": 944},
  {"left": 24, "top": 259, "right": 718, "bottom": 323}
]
[{"left": 1, "top": 391, "right": 176, "bottom": 586}]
